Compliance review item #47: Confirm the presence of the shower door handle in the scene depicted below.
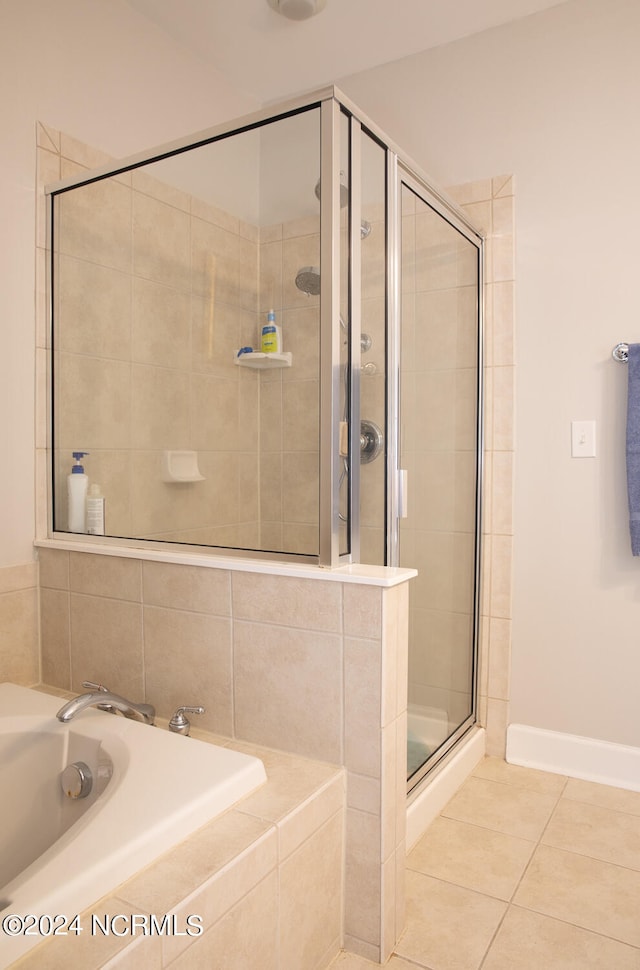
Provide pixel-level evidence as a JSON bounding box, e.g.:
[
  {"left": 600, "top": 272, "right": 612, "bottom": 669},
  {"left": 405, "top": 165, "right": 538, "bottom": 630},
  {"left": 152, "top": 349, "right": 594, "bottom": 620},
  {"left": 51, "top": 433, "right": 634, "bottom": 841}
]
[{"left": 398, "top": 469, "right": 408, "bottom": 518}]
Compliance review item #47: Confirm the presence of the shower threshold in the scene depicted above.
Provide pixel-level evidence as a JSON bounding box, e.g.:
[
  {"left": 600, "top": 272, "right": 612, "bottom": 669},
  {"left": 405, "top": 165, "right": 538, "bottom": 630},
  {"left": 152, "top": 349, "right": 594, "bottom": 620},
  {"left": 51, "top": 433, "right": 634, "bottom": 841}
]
[{"left": 406, "top": 724, "right": 485, "bottom": 849}]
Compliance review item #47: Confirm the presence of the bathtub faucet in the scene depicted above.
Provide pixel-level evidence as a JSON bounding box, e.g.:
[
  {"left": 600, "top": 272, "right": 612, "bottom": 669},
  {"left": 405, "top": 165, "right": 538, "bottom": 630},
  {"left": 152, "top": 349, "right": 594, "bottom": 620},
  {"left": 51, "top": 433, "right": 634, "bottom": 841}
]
[{"left": 56, "top": 681, "right": 155, "bottom": 725}]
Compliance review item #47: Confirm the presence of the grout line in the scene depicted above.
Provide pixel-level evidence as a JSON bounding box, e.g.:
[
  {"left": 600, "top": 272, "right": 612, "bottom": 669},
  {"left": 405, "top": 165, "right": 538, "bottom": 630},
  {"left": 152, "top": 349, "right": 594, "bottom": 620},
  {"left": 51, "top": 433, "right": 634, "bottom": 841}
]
[
  {"left": 476, "top": 772, "right": 579, "bottom": 969},
  {"left": 477, "top": 906, "right": 508, "bottom": 970},
  {"left": 404, "top": 867, "right": 518, "bottom": 909},
  {"left": 559, "top": 790, "right": 640, "bottom": 820},
  {"left": 398, "top": 764, "right": 640, "bottom": 969},
  {"left": 500, "top": 901, "right": 640, "bottom": 952},
  {"left": 536, "top": 773, "right": 569, "bottom": 842},
  {"left": 503, "top": 773, "right": 567, "bottom": 905}
]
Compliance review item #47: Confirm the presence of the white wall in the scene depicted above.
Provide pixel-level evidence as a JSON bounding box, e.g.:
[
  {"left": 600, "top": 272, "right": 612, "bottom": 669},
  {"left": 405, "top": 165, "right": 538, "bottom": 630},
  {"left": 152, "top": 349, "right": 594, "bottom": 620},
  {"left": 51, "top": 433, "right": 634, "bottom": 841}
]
[
  {"left": 340, "top": 0, "right": 640, "bottom": 751},
  {"left": 0, "top": 0, "right": 257, "bottom": 567}
]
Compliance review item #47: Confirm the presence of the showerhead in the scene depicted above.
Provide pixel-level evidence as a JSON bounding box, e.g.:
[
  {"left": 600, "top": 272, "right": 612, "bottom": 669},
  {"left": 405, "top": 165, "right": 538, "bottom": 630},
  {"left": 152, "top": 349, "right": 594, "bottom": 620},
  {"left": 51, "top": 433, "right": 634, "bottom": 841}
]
[
  {"left": 314, "top": 172, "right": 349, "bottom": 209},
  {"left": 295, "top": 266, "right": 321, "bottom": 296},
  {"left": 313, "top": 176, "right": 373, "bottom": 240}
]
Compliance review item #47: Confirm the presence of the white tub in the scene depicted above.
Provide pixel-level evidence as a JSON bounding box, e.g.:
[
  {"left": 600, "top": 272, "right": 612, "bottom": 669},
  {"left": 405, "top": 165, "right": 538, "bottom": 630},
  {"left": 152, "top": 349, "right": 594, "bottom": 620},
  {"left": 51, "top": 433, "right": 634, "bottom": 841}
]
[{"left": 0, "top": 683, "right": 266, "bottom": 968}]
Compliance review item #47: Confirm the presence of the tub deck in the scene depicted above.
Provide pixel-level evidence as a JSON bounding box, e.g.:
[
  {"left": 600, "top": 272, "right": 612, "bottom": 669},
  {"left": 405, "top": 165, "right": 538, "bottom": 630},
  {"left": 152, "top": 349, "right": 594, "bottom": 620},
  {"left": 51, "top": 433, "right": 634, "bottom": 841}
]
[{"left": 3, "top": 685, "right": 345, "bottom": 970}]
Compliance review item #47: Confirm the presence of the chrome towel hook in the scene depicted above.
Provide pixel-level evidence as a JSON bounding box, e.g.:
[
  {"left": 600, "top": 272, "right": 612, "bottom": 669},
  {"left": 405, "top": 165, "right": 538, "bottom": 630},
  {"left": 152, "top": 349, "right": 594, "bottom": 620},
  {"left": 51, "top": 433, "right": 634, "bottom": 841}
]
[{"left": 613, "top": 343, "right": 629, "bottom": 362}]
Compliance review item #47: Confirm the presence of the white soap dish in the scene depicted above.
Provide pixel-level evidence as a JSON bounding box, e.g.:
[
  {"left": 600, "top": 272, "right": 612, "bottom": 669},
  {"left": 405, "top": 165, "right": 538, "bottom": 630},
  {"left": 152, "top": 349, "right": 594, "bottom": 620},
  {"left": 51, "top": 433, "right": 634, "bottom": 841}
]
[{"left": 162, "top": 450, "right": 205, "bottom": 483}]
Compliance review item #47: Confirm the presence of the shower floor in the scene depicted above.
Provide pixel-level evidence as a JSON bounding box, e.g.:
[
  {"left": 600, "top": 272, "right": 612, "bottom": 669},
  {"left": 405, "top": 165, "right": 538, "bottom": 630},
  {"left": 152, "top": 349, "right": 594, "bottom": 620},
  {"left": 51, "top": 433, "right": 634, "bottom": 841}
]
[{"left": 407, "top": 705, "right": 449, "bottom": 779}]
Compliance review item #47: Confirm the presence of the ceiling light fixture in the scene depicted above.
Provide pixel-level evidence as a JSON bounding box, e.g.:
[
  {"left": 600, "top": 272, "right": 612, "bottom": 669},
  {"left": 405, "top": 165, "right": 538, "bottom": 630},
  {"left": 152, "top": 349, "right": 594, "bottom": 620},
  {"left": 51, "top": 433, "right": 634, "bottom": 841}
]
[{"left": 266, "top": 0, "right": 327, "bottom": 21}]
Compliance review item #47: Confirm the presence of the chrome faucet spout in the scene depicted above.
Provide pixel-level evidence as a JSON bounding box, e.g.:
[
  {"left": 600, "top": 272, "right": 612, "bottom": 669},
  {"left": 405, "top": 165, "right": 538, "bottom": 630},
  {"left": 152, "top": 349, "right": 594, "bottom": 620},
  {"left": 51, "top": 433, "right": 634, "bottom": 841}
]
[{"left": 56, "top": 690, "right": 155, "bottom": 725}]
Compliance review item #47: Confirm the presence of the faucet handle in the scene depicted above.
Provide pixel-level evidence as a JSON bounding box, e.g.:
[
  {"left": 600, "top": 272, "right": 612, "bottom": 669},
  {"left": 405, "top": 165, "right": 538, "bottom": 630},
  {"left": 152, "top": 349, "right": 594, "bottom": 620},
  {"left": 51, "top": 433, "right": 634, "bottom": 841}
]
[
  {"left": 81, "top": 681, "right": 117, "bottom": 714},
  {"left": 82, "top": 681, "right": 110, "bottom": 693},
  {"left": 169, "top": 705, "right": 205, "bottom": 737}
]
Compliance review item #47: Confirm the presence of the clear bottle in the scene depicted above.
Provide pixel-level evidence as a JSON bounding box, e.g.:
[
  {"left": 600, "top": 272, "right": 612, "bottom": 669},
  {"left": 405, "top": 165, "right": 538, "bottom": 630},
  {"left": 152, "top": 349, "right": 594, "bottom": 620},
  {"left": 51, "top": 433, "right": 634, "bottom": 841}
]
[
  {"left": 87, "top": 483, "right": 105, "bottom": 536},
  {"left": 67, "top": 452, "right": 89, "bottom": 533}
]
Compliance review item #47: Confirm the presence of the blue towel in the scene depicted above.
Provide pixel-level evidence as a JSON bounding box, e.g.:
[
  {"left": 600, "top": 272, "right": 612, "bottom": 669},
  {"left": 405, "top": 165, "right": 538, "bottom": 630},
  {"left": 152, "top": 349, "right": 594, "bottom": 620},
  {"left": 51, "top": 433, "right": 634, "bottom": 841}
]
[{"left": 626, "top": 343, "right": 640, "bottom": 555}]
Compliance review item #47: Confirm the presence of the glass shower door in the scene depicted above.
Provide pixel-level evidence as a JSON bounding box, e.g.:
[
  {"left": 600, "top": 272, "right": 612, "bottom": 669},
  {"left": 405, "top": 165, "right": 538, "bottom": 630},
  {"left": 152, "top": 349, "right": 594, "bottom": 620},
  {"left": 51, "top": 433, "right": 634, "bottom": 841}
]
[{"left": 399, "top": 178, "right": 482, "bottom": 791}]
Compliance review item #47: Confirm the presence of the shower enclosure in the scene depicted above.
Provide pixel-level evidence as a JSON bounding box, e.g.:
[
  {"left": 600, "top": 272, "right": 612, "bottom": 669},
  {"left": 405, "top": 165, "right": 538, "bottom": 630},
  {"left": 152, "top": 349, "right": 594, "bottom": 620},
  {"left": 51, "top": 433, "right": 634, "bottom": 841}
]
[{"left": 48, "top": 86, "right": 483, "bottom": 788}]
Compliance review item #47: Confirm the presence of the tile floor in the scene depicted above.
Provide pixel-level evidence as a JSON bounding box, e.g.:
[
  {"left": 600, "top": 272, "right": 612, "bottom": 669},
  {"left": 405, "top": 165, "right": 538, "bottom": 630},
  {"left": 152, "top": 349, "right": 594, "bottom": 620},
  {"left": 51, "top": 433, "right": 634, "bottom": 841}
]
[{"left": 330, "top": 757, "right": 640, "bottom": 969}]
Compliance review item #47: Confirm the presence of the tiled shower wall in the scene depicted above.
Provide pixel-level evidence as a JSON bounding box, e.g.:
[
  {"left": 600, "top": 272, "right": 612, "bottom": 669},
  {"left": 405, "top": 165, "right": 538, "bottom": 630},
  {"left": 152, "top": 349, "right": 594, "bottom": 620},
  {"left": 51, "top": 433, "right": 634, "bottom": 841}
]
[
  {"left": 258, "top": 217, "right": 321, "bottom": 554},
  {"left": 50, "top": 144, "right": 261, "bottom": 546},
  {"left": 395, "top": 175, "right": 516, "bottom": 760},
  {"left": 450, "top": 174, "right": 516, "bottom": 759},
  {"left": 45, "top": 124, "right": 324, "bottom": 554}
]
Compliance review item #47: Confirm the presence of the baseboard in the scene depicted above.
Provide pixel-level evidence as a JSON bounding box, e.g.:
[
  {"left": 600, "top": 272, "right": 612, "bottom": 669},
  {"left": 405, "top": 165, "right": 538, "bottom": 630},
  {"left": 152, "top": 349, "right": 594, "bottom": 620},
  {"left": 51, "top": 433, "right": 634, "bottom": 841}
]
[{"left": 507, "top": 724, "right": 640, "bottom": 792}]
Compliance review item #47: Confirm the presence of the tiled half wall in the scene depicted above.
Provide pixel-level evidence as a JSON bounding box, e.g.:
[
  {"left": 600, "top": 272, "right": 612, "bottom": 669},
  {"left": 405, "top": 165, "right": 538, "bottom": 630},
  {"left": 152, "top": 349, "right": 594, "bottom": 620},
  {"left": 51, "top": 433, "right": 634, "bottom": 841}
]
[
  {"left": 0, "top": 562, "right": 39, "bottom": 684},
  {"left": 39, "top": 549, "right": 410, "bottom": 963}
]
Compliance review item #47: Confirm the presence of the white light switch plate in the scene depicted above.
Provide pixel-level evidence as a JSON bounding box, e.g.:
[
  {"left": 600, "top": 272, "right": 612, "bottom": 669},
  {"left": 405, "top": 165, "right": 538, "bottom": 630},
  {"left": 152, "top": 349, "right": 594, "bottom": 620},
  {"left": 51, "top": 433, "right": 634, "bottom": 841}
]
[{"left": 571, "top": 420, "right": 596, "bottom": 458}]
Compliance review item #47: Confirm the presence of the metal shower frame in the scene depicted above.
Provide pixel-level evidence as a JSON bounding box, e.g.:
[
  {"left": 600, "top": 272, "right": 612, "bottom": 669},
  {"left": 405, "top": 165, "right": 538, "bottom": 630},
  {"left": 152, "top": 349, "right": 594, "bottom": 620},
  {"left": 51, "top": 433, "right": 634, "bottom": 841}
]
[
  {"left": 45, "top": 84, "right": 484, "bottom": 579},
  {"left": 320, "top": 87, "right": 485, "bottom": 571}
]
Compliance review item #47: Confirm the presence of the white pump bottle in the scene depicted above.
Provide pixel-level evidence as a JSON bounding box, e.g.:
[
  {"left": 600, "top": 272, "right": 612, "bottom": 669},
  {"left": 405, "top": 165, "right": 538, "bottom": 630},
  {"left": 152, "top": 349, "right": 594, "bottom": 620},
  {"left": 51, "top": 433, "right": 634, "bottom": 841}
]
[{"left": 67, "top": 451, "right": 89, "bottom": 533}]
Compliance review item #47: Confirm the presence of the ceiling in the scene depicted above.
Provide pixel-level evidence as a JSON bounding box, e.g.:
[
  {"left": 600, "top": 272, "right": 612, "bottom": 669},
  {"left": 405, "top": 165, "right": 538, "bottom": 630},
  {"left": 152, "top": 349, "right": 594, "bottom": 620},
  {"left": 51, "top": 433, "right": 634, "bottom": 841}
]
[{"left": 124, "top": 0, "right": 570, "bottom": 104}]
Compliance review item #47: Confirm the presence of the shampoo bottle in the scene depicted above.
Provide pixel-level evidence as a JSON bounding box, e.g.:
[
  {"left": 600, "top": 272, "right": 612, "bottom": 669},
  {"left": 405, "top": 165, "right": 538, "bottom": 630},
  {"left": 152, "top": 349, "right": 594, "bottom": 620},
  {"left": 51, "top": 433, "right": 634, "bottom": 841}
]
[
  {"left": 67, "top": 451, "right": 89, "bottom": 533},
  {"left": 261, "top": 309, "right": 282, "bottom": 354},
  {"left": 87, "top": 483, "right": 105, "bottom": 536}
]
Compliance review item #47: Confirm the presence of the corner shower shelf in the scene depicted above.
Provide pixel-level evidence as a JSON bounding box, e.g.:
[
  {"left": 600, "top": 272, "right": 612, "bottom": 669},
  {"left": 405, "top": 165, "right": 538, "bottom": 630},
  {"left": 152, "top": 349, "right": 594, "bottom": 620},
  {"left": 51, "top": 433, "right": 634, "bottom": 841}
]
[{"left": 234, "top": 351, "right": 292, "bottom": 369}]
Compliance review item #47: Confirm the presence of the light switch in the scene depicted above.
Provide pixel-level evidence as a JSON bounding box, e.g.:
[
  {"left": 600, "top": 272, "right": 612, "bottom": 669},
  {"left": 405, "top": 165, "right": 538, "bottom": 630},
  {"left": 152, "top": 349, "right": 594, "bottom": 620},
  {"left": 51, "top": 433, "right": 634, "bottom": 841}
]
[{"left": 571, "top": 420, "right": 596, "bottom": 458}]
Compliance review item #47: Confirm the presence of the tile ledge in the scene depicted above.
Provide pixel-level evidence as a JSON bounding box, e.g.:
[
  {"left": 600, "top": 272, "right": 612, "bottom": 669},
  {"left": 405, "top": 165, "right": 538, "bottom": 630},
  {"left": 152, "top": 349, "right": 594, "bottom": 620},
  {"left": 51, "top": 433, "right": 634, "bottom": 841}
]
[{"left": 35, "top": 538, "right": 417, "bottom": 587}]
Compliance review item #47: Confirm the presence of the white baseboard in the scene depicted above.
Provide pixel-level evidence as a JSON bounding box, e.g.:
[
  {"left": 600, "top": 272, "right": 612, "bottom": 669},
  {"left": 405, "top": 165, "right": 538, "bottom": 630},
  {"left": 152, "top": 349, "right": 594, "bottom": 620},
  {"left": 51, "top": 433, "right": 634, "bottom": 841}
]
[{"left": 507, "top": 724, "right": 640, "bottom": 792}]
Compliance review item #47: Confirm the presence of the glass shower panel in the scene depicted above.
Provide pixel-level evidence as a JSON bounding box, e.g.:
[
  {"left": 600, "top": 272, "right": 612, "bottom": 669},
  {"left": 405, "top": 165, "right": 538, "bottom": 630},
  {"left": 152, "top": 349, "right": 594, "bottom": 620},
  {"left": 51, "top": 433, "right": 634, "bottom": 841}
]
[
  {"left": 358, "top": 130, "right": 387, "bottom": 565},
  {"left": 51, "top": 107, "right": 323, "bottom": 557},
  {"left": 338, "top": 110, "right": 351, "bottom": 556},
  {"left": 400, "top": 182, "right": 480, "bottom": 788}
]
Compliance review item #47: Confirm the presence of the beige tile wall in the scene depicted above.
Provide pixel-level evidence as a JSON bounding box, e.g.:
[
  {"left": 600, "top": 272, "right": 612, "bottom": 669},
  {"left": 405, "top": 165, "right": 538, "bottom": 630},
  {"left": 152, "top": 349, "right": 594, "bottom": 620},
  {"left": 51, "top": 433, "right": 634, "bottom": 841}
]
[
  {"left": 48, "top": 135, "right": 261, "bottom": 547},
  {"left": 258, "top": 216, "right": 321, "bottom": 554},
  {"left": 449, "top": 175, "right": 515, "bottom": 758},
  {"left": 38, "top": 548, "right": 410, "bottom": 963},
  {"left": 396, "top": 175, "right": 515, "bottom": 761},
  {"left": 41, "top": 122, "right": 330, "bottom": 558},
  {"left": 0, "top": 561, "right": 39, "bottom": 684}
]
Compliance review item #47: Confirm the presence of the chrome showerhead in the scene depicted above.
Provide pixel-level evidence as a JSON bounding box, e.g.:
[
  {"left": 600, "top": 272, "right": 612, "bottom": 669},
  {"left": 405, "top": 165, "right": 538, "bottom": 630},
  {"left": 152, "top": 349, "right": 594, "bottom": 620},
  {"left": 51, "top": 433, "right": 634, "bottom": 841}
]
[
  {"left": 295, "top": 266, "right": 321, "bottom": 296},
  {"left": 313, "top": 176, "right": 373, "bottom": 239},
  {"left": 314, "top": 172, "right": 349, "bottom": 209}
]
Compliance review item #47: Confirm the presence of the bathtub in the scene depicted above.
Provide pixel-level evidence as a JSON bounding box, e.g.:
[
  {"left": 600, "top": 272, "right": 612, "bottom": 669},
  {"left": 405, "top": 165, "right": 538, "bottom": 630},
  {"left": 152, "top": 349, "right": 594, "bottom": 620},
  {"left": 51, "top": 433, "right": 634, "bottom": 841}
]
[{"left": 0, "top": 682, "right": 266, "bottom": 967}]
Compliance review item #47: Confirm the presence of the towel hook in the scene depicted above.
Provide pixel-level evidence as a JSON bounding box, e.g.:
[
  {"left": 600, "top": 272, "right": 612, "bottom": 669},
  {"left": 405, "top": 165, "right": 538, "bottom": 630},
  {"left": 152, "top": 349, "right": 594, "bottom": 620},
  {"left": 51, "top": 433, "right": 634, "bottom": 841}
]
[{"left": 612, "top": 343, "right": 629, "bottom": 362}]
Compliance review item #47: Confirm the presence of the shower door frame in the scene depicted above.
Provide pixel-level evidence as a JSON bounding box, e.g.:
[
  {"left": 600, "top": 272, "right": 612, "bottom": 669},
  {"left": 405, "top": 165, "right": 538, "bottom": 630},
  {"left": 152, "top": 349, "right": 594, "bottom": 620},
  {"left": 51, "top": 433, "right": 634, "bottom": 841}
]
[{"left": 386, "top": 158, "right": 485, "bottom": 792}]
